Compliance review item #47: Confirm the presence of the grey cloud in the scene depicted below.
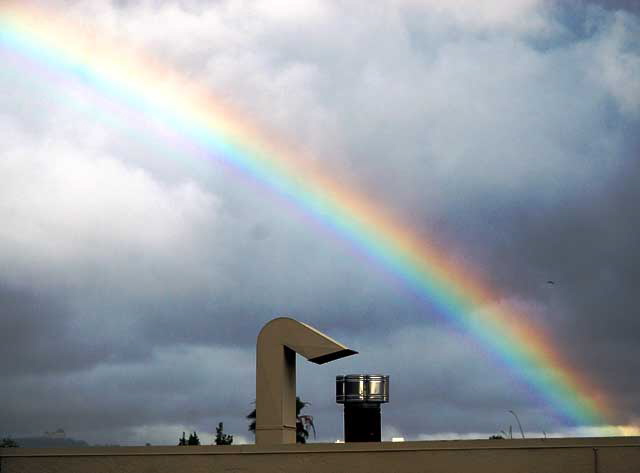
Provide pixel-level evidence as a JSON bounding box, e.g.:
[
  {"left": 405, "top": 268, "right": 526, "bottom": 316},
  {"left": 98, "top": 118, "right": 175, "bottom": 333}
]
[{"left": 1, "top": 344, "right": 254, "bottom": 443}]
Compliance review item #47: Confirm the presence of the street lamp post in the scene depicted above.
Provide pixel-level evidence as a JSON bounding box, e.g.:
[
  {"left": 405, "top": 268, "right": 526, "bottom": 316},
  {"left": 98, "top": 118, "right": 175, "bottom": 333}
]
[{"left": 509, "top": 410, "right": 525, "bottom": 439}]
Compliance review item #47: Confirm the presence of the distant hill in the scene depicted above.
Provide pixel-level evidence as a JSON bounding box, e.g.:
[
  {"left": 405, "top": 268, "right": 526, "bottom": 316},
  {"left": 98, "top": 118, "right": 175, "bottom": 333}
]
[{"left": 13, "top": 437, "right": 89, "bottom": 448}]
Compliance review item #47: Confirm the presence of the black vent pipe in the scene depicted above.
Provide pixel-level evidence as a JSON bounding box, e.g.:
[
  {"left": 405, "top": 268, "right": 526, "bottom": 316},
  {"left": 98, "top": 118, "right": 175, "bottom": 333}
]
[{"left": 336, "top": 374, "right": 389, "bottom": 442}]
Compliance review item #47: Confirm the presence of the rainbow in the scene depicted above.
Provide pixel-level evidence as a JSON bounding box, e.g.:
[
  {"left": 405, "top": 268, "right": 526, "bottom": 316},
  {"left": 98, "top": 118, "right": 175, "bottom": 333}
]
[{"left": 0, "top": 3, "right": 617, "bottom": 429}]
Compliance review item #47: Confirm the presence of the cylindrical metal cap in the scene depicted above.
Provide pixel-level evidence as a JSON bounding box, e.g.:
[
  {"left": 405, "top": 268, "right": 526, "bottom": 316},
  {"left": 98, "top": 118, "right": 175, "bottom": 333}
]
[{"left": 336, "top": 374, "right": 389, "bottom": 404}]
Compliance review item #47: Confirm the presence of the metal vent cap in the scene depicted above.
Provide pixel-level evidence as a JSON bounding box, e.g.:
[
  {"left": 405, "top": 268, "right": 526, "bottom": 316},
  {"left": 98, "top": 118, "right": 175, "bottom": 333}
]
[{"left": 336, "top": 374, "right": 389, "bottom": 404}]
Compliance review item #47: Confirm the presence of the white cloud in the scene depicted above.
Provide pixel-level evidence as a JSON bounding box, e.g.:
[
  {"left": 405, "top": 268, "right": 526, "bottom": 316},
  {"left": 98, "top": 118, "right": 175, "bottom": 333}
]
[
  {"left": 590, "top": 11, "right": 640, "bottom": 115},
  {"left": 398, "top": 0, "right": 552, "bottom": 33},
  {"left": 0, "top": 121, "right": 219, "bottom": 294},
  {"left": 382, "top": 424, "right": 405, "bottom": 441},
  {"left": 415, "top": 424, "right": 640, "bottom": 440},
  {"left": 554, "top": 424, "right": 640, "bottom": 437}
]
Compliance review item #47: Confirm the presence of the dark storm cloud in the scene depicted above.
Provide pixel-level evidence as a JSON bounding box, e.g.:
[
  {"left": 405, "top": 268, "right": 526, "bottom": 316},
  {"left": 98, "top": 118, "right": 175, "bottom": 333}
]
[
  {"left": 295, "top": 325, "right": 562, "bottom": 440},
  {"left": 1, "top": 344, "right": 255, "bottom": 443},
  {"left": 0, "top": 284, "right": 75, "bottom": 375},
  {"left": 590, "top": 0, "right": 640, "bottom": 13},
  {"left": 1, "top": 0, "right": 639, "bottom": 444}
]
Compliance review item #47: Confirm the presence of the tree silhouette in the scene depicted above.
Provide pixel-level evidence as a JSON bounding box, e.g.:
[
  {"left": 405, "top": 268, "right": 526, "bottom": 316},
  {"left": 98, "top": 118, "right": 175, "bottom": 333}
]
[
  {"left": 247, "top": 396, "right": 315, "bottom": 444},
  {"left": 215, "top": 422, "right": 233, "bottom": 445},
  {"left": 188, "top": 432, "right": 200, "bottom": 445},
  {"left": 247, "top": 406, "right": 256, "bottom": 434},
  {"left": 178, "top": 431, "right": 200, "bottom": 446},
  {"left": 1, "top": 438, "right": 19, "bottom": 448}
]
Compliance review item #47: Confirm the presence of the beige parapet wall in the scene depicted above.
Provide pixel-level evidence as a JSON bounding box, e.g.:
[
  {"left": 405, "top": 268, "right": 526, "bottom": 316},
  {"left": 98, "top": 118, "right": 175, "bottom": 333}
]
[{"left": 2, "top": 437, "right": 639, "bottom": 473}]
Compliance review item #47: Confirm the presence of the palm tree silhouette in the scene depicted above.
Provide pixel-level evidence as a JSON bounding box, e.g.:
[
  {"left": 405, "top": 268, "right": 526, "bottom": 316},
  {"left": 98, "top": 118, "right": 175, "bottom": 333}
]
[{"left": 248, "top": 396, "right": 315, "bottom": 443}]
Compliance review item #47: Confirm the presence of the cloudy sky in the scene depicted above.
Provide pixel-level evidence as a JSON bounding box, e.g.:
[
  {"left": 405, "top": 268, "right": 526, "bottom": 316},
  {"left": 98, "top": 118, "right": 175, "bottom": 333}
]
[{"left": 1, "top": 0, "right": 639, "bottom": 445}]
